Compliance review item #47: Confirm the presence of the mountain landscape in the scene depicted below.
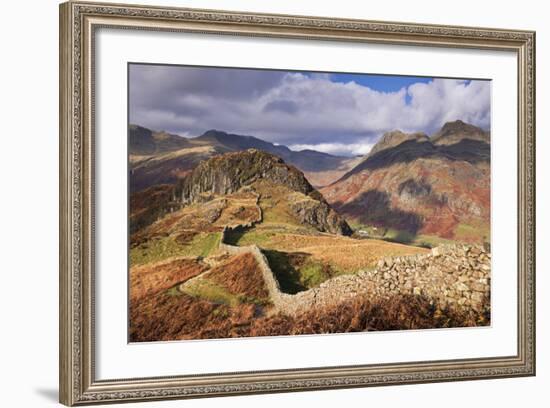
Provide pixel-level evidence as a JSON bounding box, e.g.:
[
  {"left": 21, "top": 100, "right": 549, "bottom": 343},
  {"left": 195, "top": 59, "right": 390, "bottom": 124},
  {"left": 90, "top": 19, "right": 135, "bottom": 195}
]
[
  {"left": 129, "top": 125, "right": 358, "bottom": 191},
  {"left": 128, "top": 120, "right": 491, "bottom": 342},
  {"left": 321, "top": 120, "right": 491, "bottom": 246}
]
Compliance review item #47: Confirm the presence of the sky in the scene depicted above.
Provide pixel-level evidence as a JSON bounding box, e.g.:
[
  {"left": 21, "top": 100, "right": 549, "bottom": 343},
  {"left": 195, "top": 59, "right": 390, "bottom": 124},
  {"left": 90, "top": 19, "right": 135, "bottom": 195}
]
[{"left": 129, "top": 64, "right": 490, "bottom": 157}]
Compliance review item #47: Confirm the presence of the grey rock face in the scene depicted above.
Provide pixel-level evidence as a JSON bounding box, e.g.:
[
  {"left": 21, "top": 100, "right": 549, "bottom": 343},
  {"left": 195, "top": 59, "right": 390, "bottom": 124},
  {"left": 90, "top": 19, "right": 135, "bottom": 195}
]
[
  {"left": 175, "top": 149, "right": 352, "bottom": 236},
  {"left": 175, "top": 149, "right": 314, "bottom": 204},
  {"left": 289, "top": 198, "right": 352, "bottom": 236}
]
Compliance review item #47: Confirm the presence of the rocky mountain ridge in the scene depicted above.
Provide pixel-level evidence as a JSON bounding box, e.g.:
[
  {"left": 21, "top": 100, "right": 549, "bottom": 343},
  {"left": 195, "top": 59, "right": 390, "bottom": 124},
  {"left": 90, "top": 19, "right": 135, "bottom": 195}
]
[
  {"left": 322, "top": 120, "right": 491, "bottom": 242},
  {"left": 339, "top": 120, "right": 490, "bottom": 181},
  {"left": 368, "top": 130, "right": 429, "bottom": 157},
  {"left": 195, "top": 129, "right": 350, "bottom": 173}
]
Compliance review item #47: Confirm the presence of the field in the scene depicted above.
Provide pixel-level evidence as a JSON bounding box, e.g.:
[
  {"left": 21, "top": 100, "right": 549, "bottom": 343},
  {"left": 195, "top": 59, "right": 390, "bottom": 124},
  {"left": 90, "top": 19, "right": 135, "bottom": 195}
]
[
  {"left": 180, "top": 252, "right": 271, "bottom": 307},
  {"left": 130, "top": 182, "right": 429, "bottom": 296},
  {"left": 229, "top": 230, "right": 427, "bottom": 290},
  {"left": 347, "top": 221, "right": 490, "bottom": 249},
  {"left": 349, "top": 223, "right": 456, "bottom": 248},
  {"left": 130, "top": 189, "right": 261, "bottom": 266}
]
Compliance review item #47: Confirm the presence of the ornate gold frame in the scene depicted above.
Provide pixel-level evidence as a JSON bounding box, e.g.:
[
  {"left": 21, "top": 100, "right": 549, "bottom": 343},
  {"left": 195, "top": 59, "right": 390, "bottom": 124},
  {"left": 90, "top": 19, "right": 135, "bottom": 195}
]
[{"left": 59, "top": 1, "right": 536, "bottom": 405}]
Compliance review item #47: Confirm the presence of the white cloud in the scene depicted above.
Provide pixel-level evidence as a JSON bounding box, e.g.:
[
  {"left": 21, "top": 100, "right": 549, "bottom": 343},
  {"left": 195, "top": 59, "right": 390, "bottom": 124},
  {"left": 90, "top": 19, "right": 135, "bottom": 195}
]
[
  {"left": 404, "top": 79, "right": 491, "bottom": 133},
  {"left": 130, "top": 66, "right": 491, "bottom": 157},
  {"left": 289, "top": 142, "right": 375, "bottom": 157}
]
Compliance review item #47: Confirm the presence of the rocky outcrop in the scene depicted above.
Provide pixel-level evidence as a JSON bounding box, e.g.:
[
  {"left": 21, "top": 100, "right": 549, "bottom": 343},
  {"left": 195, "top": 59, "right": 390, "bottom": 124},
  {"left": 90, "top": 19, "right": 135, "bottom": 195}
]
[
  {"left": 175, "top": 149, "right": 314, "bottom": 203},
  {"left": 289, "top": 197, "right": 353, "bottom": 235},
  {"left": 175, "top": 149, "right": 352, "bottom": 236}
]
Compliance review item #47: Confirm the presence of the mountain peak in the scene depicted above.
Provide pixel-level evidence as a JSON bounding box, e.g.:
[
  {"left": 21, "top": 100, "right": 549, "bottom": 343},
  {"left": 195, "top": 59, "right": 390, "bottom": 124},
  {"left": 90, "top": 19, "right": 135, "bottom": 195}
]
[
  {"left": 369, "top": 130, "right": 429, "bottom": 156},
  {"left": 197, "top": 129, "right": 228, "bottom": 140},
  {"left": 129, "top": 124, "right": 190, "bottom": 156},
  {"left": 432, "top": 120, "right": 489, "bottom": 145},
  {"left": 197, "top": 129, "right": 274, "bottom": 148},
  {"left": 440, "top": 119, "right": 477, "bottom": 134}
]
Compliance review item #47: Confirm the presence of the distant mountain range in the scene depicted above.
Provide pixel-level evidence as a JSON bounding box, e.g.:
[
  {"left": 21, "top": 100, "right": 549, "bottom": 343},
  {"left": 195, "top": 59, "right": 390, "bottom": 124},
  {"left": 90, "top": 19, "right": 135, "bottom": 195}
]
[{"left": 129, "top": 125, "right": 357, "bottom": 191}]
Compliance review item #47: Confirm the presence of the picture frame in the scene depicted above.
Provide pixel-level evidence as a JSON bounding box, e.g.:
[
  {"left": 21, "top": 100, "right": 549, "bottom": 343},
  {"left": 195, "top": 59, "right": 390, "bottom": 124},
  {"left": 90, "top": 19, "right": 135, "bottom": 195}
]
[{"left": 59, "top": 1, "right": 536, "bottom": 405}]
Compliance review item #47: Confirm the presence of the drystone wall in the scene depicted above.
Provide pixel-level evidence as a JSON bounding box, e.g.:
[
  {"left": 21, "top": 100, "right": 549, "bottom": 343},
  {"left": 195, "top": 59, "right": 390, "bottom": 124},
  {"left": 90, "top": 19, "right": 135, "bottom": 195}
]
[
  {"left": 273, "top": 244, "right": 491, "bottom": 316},
  {"left": 219, "top": 239, "right": 291, "bottom": 307},
  {"left": 217, "top": 196, "right": 490, "bottom": 317}
]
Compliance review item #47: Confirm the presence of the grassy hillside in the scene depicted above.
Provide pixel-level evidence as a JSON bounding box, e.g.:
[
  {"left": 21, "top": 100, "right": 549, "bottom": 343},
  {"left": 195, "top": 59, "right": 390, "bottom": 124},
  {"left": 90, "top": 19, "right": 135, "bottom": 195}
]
[
  {"left": 130, "top": 181, "right": 427, "bottom": 302},
  {"left": 130, "top": 291, "right": 486, "bottom": 342},
  {"left": 224, "top": 181, "right": 427, "bottom": 290},
  {"left": 129, "top": 181, "right": 490, "bottom": 342}
]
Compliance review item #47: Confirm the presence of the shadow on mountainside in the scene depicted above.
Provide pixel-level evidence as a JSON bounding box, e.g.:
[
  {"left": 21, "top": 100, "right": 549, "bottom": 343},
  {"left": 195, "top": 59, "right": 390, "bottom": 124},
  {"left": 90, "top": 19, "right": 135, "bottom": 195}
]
[
  {"left": 223, "top": 226, "right": 249, "bottom": 246},
  {"left": 342, "top": 139, "right": 490, "bottom": 181},
  {"left": 336, "top": 189, "right": 423, "bottom": 242}
]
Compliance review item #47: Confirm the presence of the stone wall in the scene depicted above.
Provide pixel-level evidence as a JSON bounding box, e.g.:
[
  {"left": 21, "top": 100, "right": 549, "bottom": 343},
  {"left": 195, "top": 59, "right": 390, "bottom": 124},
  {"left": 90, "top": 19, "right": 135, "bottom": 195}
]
[
  {"left": 218, "top": 201, "right": 490, "bottom": 317},
  {"left": 274, "top": 244, "right": 491, "bottom": 316},
  {"left": 369, "top": 245, "right": 490, "bottom": 311},
  {"left": 218, "top": 240, "right": 291, "bottom": 307}
]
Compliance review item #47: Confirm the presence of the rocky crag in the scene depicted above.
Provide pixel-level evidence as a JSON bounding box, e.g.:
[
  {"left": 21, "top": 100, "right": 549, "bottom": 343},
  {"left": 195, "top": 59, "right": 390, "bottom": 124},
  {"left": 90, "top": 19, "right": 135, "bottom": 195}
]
[{"left": 175, "top": 149, "right": 352, "bottom": 235}]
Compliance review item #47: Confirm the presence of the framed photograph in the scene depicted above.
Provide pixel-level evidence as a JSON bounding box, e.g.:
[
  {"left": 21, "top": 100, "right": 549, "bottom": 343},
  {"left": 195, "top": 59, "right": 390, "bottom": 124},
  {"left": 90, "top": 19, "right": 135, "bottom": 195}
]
[{"left": 59, "top": 1, "right": 535, "bottom": 405}]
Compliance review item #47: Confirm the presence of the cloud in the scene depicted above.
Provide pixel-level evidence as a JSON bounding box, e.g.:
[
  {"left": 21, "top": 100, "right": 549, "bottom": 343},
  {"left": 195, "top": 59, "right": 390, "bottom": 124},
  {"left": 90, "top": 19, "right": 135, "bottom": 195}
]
[
  {"left": 262, "top": 99, "right": 299, "bottom": 114},
  {"left": 404, "top": 79, "right": 491, "bottom": 134},
  {"left": 130, "top": 64, "right": 491, "bottom": 156},
  {"left": 289, "top": 142, "right": 375, "bottom": 157}
]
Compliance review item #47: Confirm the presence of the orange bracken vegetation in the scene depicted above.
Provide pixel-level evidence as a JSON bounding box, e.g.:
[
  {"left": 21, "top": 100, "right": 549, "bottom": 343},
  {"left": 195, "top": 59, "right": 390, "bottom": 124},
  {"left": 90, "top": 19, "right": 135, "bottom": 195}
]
[
  {"left": 207, "top": 253, "right": 270, "bottom": 299},
  {"left": 213, "top": 201, "right": 261, "bottom": 228},
  {"left": 129, "top": 292, "right": 488, "bottom": 342},
  {"left": 129, "top": 184, "right": 176, "bottom": 234},
  {"left": 130, "top": 258, "right": 208, "bottom": 304},
  {"left": 262, "top": 233, "right": 428, "bottom": 272}
]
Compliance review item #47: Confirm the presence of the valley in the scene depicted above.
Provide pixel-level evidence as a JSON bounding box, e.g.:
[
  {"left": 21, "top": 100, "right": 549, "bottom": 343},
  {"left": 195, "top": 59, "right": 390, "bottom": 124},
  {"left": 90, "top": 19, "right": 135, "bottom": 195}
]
[{"left": 128, "top": 126, "right": 492, "bottom": 341}]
